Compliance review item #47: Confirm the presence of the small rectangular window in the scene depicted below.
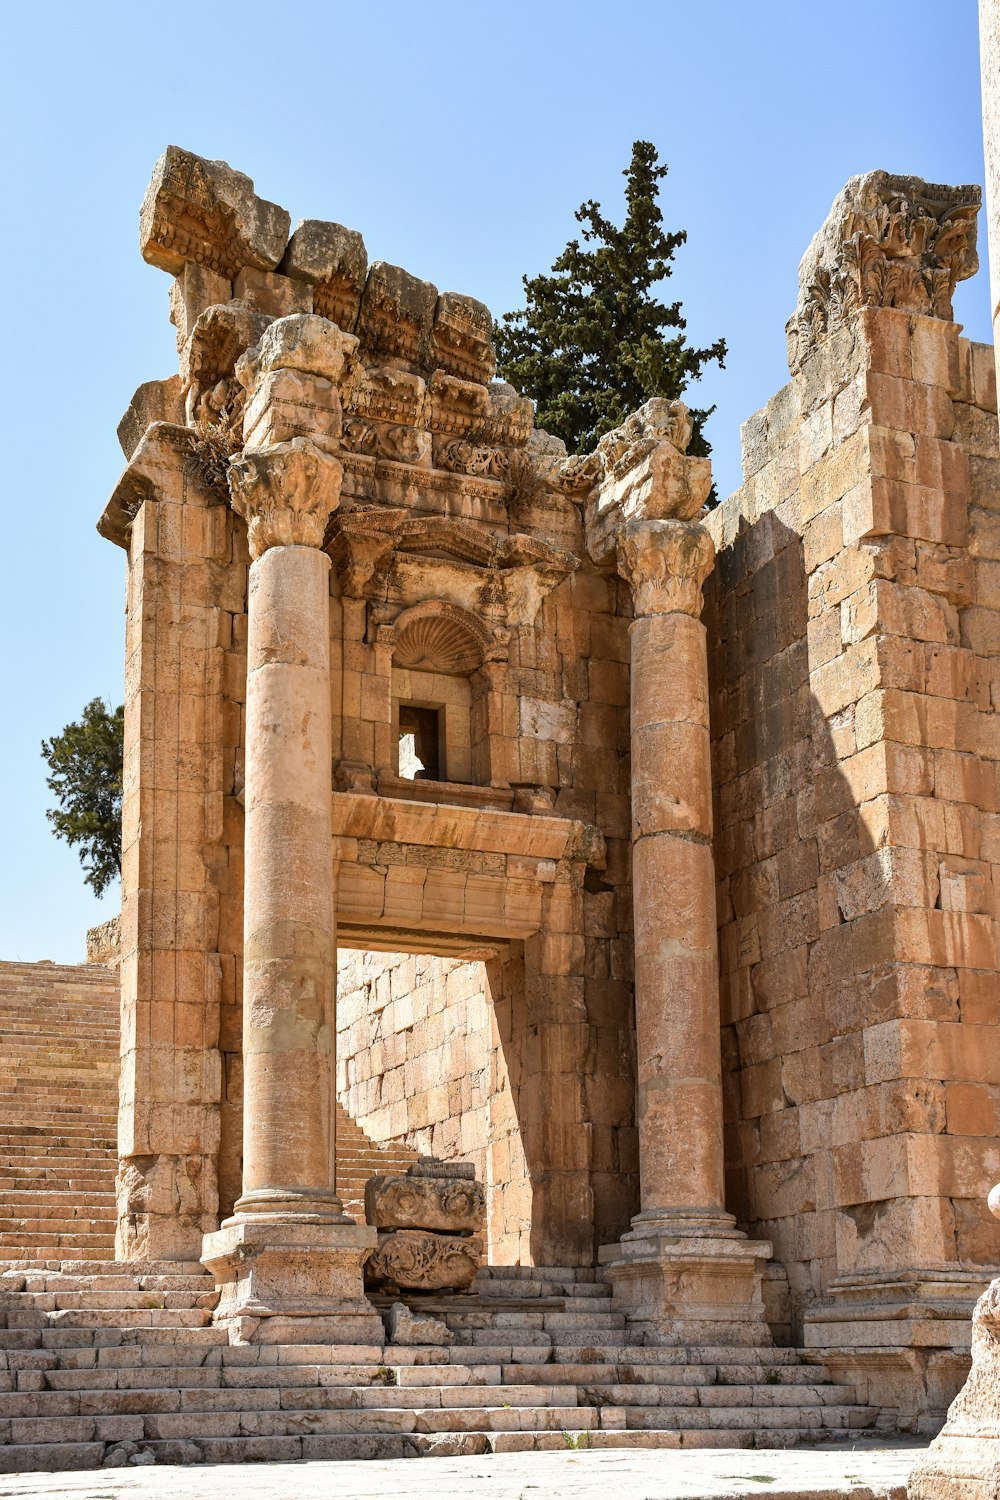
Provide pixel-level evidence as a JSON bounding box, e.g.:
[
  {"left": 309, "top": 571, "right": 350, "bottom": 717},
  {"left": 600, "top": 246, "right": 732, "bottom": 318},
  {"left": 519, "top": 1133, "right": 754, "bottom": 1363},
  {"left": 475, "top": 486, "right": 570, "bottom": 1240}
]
[{"left": 397, "top": 704, "right": 441, "bottom": 781}]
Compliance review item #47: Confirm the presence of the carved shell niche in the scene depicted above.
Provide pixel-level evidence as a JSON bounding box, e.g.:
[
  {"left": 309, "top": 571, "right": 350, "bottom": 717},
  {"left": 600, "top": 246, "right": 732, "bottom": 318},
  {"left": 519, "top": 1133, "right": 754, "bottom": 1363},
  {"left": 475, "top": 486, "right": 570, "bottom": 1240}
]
[{"left": 393, "top": 614, "right": 483, "bottom": 676}]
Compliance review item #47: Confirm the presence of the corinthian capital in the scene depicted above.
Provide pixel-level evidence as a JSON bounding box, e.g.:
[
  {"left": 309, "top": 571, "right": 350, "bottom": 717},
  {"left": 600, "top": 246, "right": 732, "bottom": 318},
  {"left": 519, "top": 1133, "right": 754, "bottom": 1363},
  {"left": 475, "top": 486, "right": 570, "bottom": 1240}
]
[
  {"left": 616, "top": 518, "right": 715, "bottom": 619},
  {"left": 228, "top": 437, "right": 343, "bottom": 558}
]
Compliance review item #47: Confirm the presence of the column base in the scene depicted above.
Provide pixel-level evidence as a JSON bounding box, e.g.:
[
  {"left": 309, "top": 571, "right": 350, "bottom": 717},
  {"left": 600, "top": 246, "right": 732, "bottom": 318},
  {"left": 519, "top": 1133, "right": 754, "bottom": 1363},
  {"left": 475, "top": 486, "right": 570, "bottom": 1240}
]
[
  {"left": 201, "top": 1211, "right": 384, "bottom": 1347},
  {"left": 802, "top": 1270, "right": 992, "bottom": 1431},
  {"left": 598, "top": 1209, "right": 773, "bottom": 1346}
]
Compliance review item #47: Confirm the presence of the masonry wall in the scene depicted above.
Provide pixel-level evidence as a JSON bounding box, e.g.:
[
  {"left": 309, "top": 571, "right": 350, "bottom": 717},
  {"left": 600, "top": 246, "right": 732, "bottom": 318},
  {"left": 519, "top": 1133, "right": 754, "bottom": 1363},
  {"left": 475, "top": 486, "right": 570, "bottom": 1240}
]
[
  {"left": 336, "top": 948, "right": 535, "bottom": 1262},
  {"left": 705, "top": 309, "right": 1000, "bottom": 1337}
]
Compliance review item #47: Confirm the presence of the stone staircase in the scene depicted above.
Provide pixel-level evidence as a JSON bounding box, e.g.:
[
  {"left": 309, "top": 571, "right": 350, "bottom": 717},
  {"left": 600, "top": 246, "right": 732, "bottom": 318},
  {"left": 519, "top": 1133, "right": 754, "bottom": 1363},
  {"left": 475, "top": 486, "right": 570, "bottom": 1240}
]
[
  {"left": 0, "top": 958, "right": 880, "bottom": 1470},
  {"left": 0, "top": 1261, "right": 877, "bottom": 1471},
  {"left": 0, "top": 964, "right": 120, "bottom": 1261},
  {"left": 0, "top": 960, "right": 415, "bottom": 1260}
]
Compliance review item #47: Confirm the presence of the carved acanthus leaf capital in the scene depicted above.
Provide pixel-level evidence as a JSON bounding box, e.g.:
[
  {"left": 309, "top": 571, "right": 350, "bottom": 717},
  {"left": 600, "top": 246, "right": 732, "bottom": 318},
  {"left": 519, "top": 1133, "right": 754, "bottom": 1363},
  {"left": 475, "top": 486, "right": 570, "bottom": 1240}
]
[
  {"left": 616, "top": 518, "right": 715, "bottom": 619},
  {"left": 787, "top": 171, "right": 981, "bottom": 372},
  {"left": 227, "top": 437, "right": 343, "bottom": 558}
]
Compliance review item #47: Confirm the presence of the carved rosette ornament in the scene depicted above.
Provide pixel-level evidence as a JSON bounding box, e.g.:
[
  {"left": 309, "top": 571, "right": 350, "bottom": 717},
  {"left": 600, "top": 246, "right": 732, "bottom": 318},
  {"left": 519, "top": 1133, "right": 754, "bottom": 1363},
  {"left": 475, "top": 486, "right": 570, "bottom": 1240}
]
[
  {"left": 616, "top": 518, "right": 715, "bottom": 620},
  {"left": 227, "top": 438, "right": 343, "bottom": 557}
]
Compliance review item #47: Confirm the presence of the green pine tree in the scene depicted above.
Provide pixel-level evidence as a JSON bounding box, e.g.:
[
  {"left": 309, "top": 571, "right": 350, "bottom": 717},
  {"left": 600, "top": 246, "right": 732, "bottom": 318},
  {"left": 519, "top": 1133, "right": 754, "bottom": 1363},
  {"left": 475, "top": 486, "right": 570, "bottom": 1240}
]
[
  {"left": 495, "top": 141, "right": 726, "bottom": 482},
  {"left": 41, "top": 699, "right": 124, "bottom": 897}
]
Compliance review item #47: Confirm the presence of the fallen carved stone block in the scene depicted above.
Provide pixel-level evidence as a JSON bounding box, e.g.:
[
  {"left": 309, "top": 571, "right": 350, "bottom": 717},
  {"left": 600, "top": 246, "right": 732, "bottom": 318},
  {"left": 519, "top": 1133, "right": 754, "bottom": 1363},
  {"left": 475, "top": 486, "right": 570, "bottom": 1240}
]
[
  {"left": 366, "top": 1229, "right": 483, "bottom": 1292},
  {"left": 365, "top": 1172, "right": 485, "bottom": 1234}
]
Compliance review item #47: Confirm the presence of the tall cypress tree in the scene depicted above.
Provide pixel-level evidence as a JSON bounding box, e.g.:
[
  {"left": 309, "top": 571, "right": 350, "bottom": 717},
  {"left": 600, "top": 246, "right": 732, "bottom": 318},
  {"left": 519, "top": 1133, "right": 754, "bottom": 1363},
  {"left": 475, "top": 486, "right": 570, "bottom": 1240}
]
[{"left": 495, "top": 141, "right": 726, "bottom": 472}]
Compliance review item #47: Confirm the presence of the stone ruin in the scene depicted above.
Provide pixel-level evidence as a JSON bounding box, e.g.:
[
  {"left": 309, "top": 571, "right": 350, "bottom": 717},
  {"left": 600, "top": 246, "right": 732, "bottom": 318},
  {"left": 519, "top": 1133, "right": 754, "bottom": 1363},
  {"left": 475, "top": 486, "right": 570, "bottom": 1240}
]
[{"left": 0, "top": 142, "right": 997, "bottom": 1478}]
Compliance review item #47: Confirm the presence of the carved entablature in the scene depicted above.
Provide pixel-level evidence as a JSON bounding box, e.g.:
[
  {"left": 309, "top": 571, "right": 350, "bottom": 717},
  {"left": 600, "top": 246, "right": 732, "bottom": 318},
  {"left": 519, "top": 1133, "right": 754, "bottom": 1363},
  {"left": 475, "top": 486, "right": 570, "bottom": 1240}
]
[
  {"left": 786, "top": 171, "right": 981, "bottom": 372},
  {"left": 327, "top": 510, "right": 576, "bottom": 629},
  {"left": 140, "top": 146, "right": 290, "bottom": 279},
  {"left": 116, "top": 147, "right": 588, "bottom": 558}
]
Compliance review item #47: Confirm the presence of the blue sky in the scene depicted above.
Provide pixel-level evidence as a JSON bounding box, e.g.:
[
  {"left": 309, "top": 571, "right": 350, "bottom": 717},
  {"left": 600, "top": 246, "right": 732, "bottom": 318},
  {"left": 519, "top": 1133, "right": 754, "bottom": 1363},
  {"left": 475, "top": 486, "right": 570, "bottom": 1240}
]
[{"left": 0, "top": 0, "right": 990, "bottom": 961}]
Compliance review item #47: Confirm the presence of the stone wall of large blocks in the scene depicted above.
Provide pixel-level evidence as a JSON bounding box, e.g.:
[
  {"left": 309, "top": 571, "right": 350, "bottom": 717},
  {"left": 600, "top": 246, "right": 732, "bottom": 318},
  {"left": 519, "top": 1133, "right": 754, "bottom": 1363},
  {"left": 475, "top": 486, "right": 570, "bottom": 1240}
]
[
  {"left": 705, "top": 307, "right": 1000, "bottom": 1336},
  {"left": 336, "top": 949, "right": 534, "bottom": 1262}
]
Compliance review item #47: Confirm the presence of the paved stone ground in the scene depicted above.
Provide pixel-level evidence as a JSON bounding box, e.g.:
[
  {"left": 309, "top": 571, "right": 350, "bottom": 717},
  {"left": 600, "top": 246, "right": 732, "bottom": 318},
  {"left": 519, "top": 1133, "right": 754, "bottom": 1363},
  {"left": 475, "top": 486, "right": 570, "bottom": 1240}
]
[{"left": 0, "top": 1439, "right": 928, "bottom": 1499}]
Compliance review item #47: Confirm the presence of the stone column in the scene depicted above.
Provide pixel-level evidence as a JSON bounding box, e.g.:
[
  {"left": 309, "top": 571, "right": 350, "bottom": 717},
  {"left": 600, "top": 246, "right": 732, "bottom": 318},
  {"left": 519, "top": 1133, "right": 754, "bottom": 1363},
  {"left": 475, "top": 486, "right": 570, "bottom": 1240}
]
[
  {"left": 587, "top": 400, "right": 770, "bottom": 1345},
  {"left": 599, "top": 519, "right": 771, "bottom": 1343},
  {"left": 619, "top": 518, "right": 726, "bottom": 1225},
  {"left": 201, "top": 319, "right": 381, "bottom": 1346}
]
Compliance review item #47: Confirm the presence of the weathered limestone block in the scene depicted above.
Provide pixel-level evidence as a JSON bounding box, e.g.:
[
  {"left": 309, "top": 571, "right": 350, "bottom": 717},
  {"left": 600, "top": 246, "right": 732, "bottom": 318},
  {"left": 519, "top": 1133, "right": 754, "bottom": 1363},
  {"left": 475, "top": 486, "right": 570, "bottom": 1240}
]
[
  {"left": 357, "top": 261, "right": 437, "bottom": 369},
  {"left": 116, "top": 376, "right": 184, "bottom": 459},
  {"left": 365, "top": 1172, "right": 486, "bottom": 1233},
  {"left": 586, "top": 399, "right": 713, "bottom": 563},
  {"left": 181, "top": 303, "right": 273, "bottom": 421},
  {"left": 786, "top": 171, "right": 980, "bottom": 372},
  {"left": 238, "top": 312, "right": 359, "bottom": 387},
  {"left": 141, "top": 145, "right": 290, "bottom": 278},
  {"left": 385, "top": 1300, "right": 453, "bottom": 1346},
  {"left": 430, "top": 291, "right": 495, "bottom": 385},
  {"left": 280, "top": 219, "right": 368, "bottom": 329},
  {"left": 366, "top": 1229, "right": 483, "bottom": 1292}
]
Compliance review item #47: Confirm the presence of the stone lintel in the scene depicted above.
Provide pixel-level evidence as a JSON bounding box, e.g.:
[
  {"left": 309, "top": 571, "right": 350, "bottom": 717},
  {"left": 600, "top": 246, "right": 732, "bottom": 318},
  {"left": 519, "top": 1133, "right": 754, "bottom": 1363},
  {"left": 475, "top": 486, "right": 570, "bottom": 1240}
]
[{"left": 330, "top": 790, "right": 605, "bottom": 867}]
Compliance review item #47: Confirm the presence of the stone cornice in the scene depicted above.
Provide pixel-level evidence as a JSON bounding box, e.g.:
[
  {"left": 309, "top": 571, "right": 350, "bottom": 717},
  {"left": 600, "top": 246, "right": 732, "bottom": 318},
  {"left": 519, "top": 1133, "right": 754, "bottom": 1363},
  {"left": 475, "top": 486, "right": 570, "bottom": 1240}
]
[{"left": 615, "top": 518, "right": 715, "bottom": 620}]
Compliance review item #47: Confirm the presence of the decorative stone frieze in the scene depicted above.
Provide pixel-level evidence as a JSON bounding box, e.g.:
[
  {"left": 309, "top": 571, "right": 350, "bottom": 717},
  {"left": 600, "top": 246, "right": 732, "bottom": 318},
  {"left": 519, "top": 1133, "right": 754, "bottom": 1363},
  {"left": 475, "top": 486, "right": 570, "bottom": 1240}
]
[
  {"left": 786, "top": 171, "right": 980, "bottom": 372},
  {"left": 615, "top": 518, "right": 716, "bottom": 619}
]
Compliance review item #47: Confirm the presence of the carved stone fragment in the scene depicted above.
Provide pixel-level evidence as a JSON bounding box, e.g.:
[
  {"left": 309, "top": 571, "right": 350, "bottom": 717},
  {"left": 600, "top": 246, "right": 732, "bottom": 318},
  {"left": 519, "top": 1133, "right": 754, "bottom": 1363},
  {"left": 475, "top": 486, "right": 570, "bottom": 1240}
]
[
  {"left": 281, "top": 219, "right": 369, "bottom": 330},
  {"left": 365, "top": 1229, "right": 483, "bottom": 1292},
  {"left": 365, "top": 1173, "right": 486, "bottom": 1233},
  {"left": 140, "top": 145, "right": 291, "bottom": 279},
  {"left": 357, "top": 262, "right": 438, "bottom": 369},
  {"left": 431, "top": 291, "right": 496, "bottom": 385},
  {"left": 787, "top": 171, "right": 981, "bottom": 371},
  {"left": 385, "top": 1300, "right": 453, "bottom": 1346}
]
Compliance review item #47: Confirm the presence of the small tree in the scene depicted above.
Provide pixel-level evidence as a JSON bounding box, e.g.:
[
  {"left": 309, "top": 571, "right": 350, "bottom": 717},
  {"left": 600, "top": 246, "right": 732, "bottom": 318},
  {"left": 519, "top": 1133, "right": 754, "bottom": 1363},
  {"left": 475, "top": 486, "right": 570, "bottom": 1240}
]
[
  {"left": 495, "top": 140, "right": 726, "bottom": 472},
  {"left": 41, "top": 699, "right": 124, "bottom": 896}
]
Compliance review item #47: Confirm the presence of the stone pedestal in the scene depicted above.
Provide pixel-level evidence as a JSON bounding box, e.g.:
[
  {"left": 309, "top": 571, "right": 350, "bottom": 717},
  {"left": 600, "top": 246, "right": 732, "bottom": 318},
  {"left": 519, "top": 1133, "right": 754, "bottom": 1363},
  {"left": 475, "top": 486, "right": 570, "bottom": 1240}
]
[
  {"left": 202, "top": 1217, "right": 378, "bottom": 1345},
  {"left": 588, "top": 423, "right": 772, "bottom": 1344}
]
